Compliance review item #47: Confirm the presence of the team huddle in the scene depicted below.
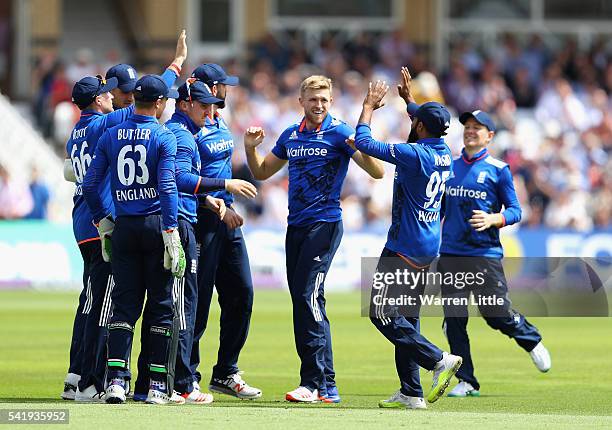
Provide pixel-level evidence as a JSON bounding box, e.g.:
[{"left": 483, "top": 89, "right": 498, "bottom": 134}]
[{"left": 61, "top": 31, "right": 551, "bottom": 408}]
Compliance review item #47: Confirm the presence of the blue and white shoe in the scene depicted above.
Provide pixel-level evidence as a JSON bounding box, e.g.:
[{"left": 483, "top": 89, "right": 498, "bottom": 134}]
[
  {"left": 319, "top": 385, "right": 341, "bottom": 403},
  {"left": 105, "top": 378, "right": 127, "bottom": 404}
]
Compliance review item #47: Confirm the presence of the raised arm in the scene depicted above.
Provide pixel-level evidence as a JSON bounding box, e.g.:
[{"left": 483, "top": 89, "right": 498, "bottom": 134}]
[
  {"left": 244, "top": 126, "right": 287, "bottom": 180},
  {"left": 353, "top": 80, "right": 420, "bottom": 171},
  {"left": 161, "top": 29, "right": 188, "bottom": 87},
  {"left": 348, "top": 137, "right": 384, "bottom": 179}
]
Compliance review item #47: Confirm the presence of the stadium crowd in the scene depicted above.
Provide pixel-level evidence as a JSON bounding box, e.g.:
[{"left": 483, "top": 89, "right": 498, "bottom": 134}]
[{"left": 30, "top": 32, "right": 612, "bottom": 231}]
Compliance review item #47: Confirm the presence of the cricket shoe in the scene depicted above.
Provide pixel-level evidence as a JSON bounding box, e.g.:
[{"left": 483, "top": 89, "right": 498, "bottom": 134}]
[
  {"left": 447, "top": 381, "right": 480, "bottom": 397},
  {"left": 105, "top": 378, "right": 127, "bottom": 404},
  {"left": 285, "top": 386, "right": 319, "bottom": 403},
  {"left": 319, "top": 385, "right": 341, "bottom": 403},
  {"left": 75, "top": 385, "right": 106, "bottom": 403},
  {"left": 181, "top": 388, "right": 214, "bottom": 404},
  {"left": 61, "top": 373, "right": 79, "bottom": 400},
  {"left": 379, "top": 391, "right": 427, "bottom": 409},
  {"left": 209, "top": 372, "right": 262, "bottom": 399},
  {"left": 145, "top": 380, "right": 185, "bottom": 405},
  {"left": 427, "top": 352, "right": 463, "bottom": 403},
  {"left": 529, "top": 342, "right": 551, "bottom": 373}
]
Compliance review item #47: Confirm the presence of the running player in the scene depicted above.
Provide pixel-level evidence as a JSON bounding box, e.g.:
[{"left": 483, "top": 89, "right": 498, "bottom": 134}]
[
  {"left": 244, "top": 75, "right": 384, "bottom": 403},
  {"left": 439, "top": 109, "right": 550, "bottom": 398},
  {"left": 352, "top": 68, "right": 461, "bottom": 409}
]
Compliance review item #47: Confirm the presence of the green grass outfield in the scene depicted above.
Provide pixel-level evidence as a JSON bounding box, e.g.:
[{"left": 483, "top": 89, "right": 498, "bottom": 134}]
[{"left": 1, "top": 289, "right": 611, "bottom": 429}]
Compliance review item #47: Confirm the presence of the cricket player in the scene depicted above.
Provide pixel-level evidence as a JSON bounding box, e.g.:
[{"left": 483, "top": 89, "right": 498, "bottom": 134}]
[
  {"left": 188, "top": 64, "right": 262, "bottom": 400},
  {"left": 82, "top": 75, "right": 184, "bottom": 405},
  {"left": 61, "top": 31, "right": 187, "bottom": 401},
  {"left": 352, "top": 68, "right": 462, "bottom": 409},
  {"left": 439, "top": 110, "right": 550, "bottom": 397},
  {"left": 134, "top": 79, "right": 257, "bottom": 403},
  {"left": 244, "top": 75, "right": 384, "bottom": 403}
]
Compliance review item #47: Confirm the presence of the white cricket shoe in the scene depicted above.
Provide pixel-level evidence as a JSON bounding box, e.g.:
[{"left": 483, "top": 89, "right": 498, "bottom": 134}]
[
  {"left": 529, "top": 342, "right": 551, "bottom": 372},
  {"left": 447, "top": 381, "right": 480, "bottom": 397},
  {"left": 379, "top": 390, "right": 427, "bottom": 409},
  {"left": 105, "top": 379, "right": 127, "bottom": 404},
  {"left": 181, "top": 388, "right": 214, "bottom": 404},
  {"left": 285, "top": 386, "right": 319, "bottom": 403},
  {"left": 209, "top": 372, "right": 262, "bottom": 399},
  {"left": 61, "top": 373, "right": 79, "bottom": 400},
  {"left": 75, "top": 384, "right": 105, "bottom": 403},
  {"left": 427, "top": 352, "right": 463, "bottom": 403}
]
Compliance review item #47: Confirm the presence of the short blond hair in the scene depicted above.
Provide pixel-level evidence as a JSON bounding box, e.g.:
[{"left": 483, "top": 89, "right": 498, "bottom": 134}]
[{"left": 300, "top": 75, "right": 333, "bottom": 96}]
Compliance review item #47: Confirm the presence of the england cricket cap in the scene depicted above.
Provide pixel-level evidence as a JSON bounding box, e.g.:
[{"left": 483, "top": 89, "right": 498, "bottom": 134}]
[
  {"left": 177, "top": 79, "right": 223, "bottom": 104},
  {"left": 459, "top": 110, "right": 497, "bottom": 132},
  {"left": 407, "top": 101, "right": 451, "bottom": 136},
  {"left": 106, "top": 64, "right": 138, "bottom": 92},
  {"left": 133, "top": 75, "right": 179, "bottom": 102},
  {"left": 71, "top": 75, "right": 118, "bottom": 108},
  {"left": 191, "top": 63, "right": 239, "bottom": 86}
]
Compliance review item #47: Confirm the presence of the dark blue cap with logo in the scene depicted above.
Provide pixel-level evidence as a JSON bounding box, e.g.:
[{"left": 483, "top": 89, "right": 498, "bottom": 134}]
[
  {"left": 72, "top": 75, "right": 118, "bottom": 108},
  {"left": 134, "top": 75, "right": 179, "bottom": 102},
  {"left": 177, "top": 80, "right": 223, "bottom": 104},
  {"left": 407, "top": 102, "right": 451, "bottom": 136},
  {"left": 459, "top": 110, "right": 496, "bottom": 132},
  {"left": 106, "top": 64, "right": 138, "bottom": 92},
  {"left": 191, "top": 63, "right": 239, "bottom": 86}
]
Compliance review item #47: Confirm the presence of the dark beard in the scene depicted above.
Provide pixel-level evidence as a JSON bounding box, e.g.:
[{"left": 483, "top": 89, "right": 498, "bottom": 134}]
[
  {"left": 216, "top": 99, "right": 226, "bottom": 109},
  {"left": 408, "top": 127, "right": 419, "bottom": 143}
]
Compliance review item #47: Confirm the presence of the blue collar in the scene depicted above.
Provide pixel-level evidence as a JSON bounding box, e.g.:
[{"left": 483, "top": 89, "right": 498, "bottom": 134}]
[
  {"left": 170, "top": 110, "right": 200, "bottom": 134},
  {"left": 461, "top": 147, "right": 488, "bottom": 163},
  {"left": 131, "top": 114, "right": 158, "bottom": 124},
  {"left": 416, "top": 137, "right": 446, "bottom": 146},
  {"left": 298, "top": 113, "right": 332, "bottom": 133},
  {"left": 80, "top": 109, "right": 103, "bottom": 118}
]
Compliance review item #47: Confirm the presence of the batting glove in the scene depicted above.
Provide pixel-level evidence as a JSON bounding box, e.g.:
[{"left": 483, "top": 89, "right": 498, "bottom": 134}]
[
  {"left": 95, "top": 215, "right": 115, "bottom": 262},
  {"left": 162, "top": 229, "right": 186, "bottom": 278}
]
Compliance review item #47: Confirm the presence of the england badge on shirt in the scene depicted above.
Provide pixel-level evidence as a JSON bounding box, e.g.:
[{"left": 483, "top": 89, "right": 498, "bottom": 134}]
[{"left": 477, "top": 171, "right": 487, "bottom": 184}]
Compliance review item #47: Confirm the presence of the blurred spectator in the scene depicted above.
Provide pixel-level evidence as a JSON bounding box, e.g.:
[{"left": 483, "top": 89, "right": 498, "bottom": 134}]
[
  {"left": 65, "top": 48, "right": 97, "bottom": 83},
  {"left": 0, "top": 164, "right": 34, "bottom": 220},
  {"left": 24, "top": 166, "right": 50, "bottom": 220},
  {"left": 32, "top": 31, "right": 611, "bottom": 231}
]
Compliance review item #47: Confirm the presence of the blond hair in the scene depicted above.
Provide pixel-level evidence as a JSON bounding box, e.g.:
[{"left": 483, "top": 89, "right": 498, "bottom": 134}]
[{"left": 300, "top": 75, "right": 333, "bottom": 96}]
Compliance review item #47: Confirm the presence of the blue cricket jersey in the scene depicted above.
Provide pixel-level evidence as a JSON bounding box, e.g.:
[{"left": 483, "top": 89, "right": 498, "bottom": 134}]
[
  {"left": 83, "top": 114, "right": 179, "bottom": 230},
  {"left": 66, "top": 69, "right": 178, "bottom": 243},
  {"left": 196, "top": 113, "right": 234, "bottom": 205},
  {"left": 440, "top": 148, "right": 522, "bottom": 258},
  {"left": 355, "top": 124, "right": 452, "bottom": 265},
  {"left": 272, "top": 114, "right": 356, "bottom": 226},
  {"left": 165, "top": 110, "right": 225, "bottom": 224}
]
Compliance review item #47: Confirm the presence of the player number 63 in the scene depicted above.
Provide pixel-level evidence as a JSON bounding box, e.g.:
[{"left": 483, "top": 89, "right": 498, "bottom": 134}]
[{"left": 118, "top": 144, "right": 149, "bottom": 186}]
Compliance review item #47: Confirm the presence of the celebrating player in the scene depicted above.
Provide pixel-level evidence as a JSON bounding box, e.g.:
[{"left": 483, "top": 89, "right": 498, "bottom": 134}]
[
  {"left": 83, "top": 75, "right": 184, "bottom": 405},
  {"left": 244, "top": 75, "right": 384, "bottom": 403},
  {"left": 439, "top": 109, "right": 551, "bottom": 398},
  {"left": 188, "top": 64, "right": 261, "bottom": 400},
  {"left": 61, "top": 31, "right": 186, "bottom": 402},
  {"left": 352, "top": 68, "right": 461, "bottom": 409}
]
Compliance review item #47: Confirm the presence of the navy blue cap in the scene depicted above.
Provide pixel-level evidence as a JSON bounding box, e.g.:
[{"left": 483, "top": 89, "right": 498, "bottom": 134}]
[
  {"left": 407, "top": 102, "right": 451, "bottom": 136},
  {"left": 177, "top": 80, "right": 223, "bottom": 104},
  {"left": 459, "top": 110, "right": 496, "bottom": 132},
  {"left": 191, "top": 64, "right": 239, "bottom": 86},
  {"left": 134, "top": 75, "right": 179, "bottom": 102},
  {"left": 72, "top": 75, "right": 118, "bottom": 108},
  {"left": 106, "top": 64, "right": 138, "bottom": 92}
]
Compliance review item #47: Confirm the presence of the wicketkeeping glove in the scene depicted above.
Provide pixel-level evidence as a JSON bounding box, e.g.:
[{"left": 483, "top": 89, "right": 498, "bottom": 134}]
[
  {"left": 162, "top": 229, "right": 186, "bottom": 278},
  {"left": 95, "top": 215, "right": 115, "bottom": 263}
]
